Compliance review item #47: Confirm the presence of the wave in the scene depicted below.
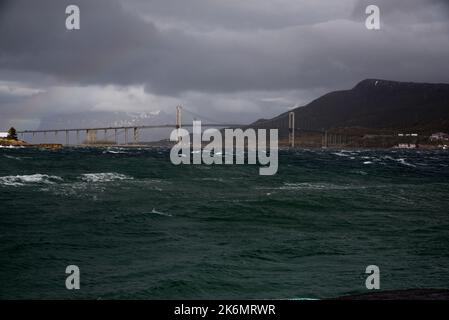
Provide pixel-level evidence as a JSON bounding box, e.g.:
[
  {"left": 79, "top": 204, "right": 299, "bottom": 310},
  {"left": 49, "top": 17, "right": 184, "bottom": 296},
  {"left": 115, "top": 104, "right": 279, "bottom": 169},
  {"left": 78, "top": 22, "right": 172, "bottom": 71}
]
[
  {"left": 102, "top": 148, "right": 129, "bottom": 154},
  {"left": 277, "top": 182, "right": 358, "bottom": 191},
  {"left": 195, "top": 177, "right": 225, "bottom": 182},
  {"left": 332, "top": 150, "right": 361, "bottom": 157},
  {"left": 0, "top": 145, "right": 24, "bottom": 149},
  {"left": 383, "top": 156, "right": 416, "bottom": 167},
  {"left": 333, "top": 152, "right": 351, "bottom": 157},
  {"left": 3, "top": 155, "right": 23, "bottom": 160},
  {"left": 27, "top": 173, "right": 135, "bottom": 195},
  {"left": 260, "top": 181, "right": 393, "bottom": 191},
  {"left": 0, "top": 174, "right": 63, "bottom": 186},
  {"left": 80, "top": 172, "right": 133, "bottom": 183},
  {"left": 396, "top": 158, "right": 416, "bottom": 167},
  {"left": 150, "top": 208, "right": 172, "bottom": 217},
  {"left": 103, "top": 150, "right": 128, "bottom": 154}
]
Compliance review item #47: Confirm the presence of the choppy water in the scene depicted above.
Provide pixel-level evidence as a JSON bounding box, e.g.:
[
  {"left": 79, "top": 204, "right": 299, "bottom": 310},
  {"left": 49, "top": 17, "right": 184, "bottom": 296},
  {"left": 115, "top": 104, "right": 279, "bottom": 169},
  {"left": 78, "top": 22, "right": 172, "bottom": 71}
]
[{"left": 1, "top": 146, "right": 448, "bottom": 299}]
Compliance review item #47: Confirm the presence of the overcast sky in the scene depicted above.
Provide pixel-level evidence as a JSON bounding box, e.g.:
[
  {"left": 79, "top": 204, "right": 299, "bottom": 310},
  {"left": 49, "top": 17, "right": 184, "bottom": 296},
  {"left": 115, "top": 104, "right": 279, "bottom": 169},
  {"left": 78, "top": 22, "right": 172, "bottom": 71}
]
[{"left": 1, "top": 0, "right": 449, "bottom": 129}]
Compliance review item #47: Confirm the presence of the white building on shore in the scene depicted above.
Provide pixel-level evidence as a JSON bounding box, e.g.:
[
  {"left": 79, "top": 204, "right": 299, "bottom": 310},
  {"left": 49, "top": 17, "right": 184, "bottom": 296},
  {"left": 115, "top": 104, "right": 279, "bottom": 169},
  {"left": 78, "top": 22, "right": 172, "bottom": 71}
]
[{"left": 430, "top": 132, "right": 449, "bottom": 142}]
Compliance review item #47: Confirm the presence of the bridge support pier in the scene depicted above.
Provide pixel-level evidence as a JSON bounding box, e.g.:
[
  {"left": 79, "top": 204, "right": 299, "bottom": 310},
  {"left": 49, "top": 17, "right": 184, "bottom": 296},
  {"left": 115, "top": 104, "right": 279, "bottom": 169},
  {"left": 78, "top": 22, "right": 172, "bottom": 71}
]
[
  {"left": 86, "top": 129, "right": 97, "bottom": 144},
  {"left": 133, "top": 128, "right": 138, "bottom": 144},
  {"left": 114, "top": 129, "right": 118, "bottom": 145}
]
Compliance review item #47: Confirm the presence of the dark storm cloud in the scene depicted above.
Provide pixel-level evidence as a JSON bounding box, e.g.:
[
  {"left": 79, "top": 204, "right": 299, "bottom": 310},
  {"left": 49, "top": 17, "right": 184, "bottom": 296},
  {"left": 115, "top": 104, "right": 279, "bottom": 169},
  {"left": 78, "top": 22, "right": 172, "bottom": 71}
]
[
  {"left": 1, "top": 0, "right": 449, "bottom": 96},
  {"left": 0, "top": 0, "right": 162, "bottom": 84},
  {"left": 2, "top": 0, "right": 348, "bottom": 93},
  {"left": 1, "top": 0, "right": 449, "bottom": 129}
]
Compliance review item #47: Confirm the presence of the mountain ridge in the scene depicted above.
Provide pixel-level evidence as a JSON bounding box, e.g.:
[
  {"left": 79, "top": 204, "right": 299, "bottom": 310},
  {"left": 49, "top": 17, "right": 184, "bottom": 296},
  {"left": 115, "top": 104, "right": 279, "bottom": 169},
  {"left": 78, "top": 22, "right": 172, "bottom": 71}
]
[{"left": 254, "top": 79, "right": 449, "bottom": 136}]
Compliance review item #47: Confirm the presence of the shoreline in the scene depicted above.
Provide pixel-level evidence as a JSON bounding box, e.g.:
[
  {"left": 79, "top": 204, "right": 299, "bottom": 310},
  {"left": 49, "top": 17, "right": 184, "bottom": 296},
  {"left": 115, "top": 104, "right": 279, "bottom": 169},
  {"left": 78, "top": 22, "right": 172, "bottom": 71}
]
[
  {"left": 1, "top": 143, "right": 447, "bottom": 151},
  {"left": 1, "top": 137, "right": 447, "bottom": 151}
]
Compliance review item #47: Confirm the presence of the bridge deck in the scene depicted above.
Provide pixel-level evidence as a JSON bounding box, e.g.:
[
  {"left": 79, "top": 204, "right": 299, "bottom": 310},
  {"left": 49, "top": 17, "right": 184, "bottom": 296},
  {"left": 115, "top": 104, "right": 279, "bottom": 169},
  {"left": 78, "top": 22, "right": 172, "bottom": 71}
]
[{"left": 17, "top": 123, "right": 244, "bottom": 134}]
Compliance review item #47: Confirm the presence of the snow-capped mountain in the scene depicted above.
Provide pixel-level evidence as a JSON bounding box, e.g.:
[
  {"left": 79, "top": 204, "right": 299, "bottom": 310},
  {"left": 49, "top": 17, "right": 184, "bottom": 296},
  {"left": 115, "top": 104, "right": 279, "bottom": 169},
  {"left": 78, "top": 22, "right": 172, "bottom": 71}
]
[{"left": 38, "top": 110, "right": 173, "bottom": 130}]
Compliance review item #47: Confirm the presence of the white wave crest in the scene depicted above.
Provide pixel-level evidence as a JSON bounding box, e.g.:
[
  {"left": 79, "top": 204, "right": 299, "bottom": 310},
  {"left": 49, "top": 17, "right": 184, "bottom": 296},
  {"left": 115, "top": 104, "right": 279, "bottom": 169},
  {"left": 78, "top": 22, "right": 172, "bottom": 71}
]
[
  {"left": 383, "top": 156, "right": 416, "bottom": 167},
  {"left": 396, "top": 158, "right": 416, "bottom": 167},
  {"left": 81, "top": 172, "right": 133, "bottom": 183},
  {"left": 333, "top": 152, "right": 351, "bottom": 157},
  {"left": 279, "top": 182, "right": 354, "bottom": 190},
  {"left": 0, "top": 145, "right": 24, "bottom": 149},
  {"left": 0, "top": 174, "right": 63, "bottom": 186},
  {"left": 150, "top": 208, "right": 172, "bottom": 217},
  {"left": 102, "top": 148, "right": 128, "bottom": 154},
  {"left": 3, "top": 155, "right": 23, "bottom": 160}
]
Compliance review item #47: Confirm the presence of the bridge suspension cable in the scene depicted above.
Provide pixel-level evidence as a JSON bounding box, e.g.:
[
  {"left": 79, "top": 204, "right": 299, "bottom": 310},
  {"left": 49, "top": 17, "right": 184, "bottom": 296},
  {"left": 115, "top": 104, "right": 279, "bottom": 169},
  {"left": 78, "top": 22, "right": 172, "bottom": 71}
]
[{"left": 181, "top": 107, "right": 228, "bottom": 126}]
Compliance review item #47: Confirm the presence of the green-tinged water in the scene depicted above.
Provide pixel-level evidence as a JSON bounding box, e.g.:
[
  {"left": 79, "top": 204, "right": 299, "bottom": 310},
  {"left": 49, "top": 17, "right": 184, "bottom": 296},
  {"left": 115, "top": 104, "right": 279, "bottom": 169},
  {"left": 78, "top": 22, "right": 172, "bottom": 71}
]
[{"left": 0, "top": 146, "right": 448, "bottom": 299}]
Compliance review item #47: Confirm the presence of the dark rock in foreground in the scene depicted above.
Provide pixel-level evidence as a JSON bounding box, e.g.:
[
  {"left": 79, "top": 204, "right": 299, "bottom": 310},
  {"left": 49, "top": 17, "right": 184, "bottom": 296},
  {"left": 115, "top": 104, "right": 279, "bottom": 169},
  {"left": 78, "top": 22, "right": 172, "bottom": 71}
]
[{"left": 335, "top": 289, "right": 449, "bottom": 300}]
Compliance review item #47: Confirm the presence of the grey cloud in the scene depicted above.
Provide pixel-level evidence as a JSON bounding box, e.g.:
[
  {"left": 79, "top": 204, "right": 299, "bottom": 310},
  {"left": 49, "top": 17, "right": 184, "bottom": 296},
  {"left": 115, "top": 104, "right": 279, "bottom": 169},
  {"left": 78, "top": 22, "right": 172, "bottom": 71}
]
[
  {"left": 0, "top": 0, "right": 162, "bottom": 83},
  {"left": 124, "top": 0, "right": 358, "bottom": 31},
  {"left": 352, "top": 0, "right": 449, "bottom": 23},
  {"left": 1, "top": 0, "right": 449, "bottom": 129},
  {"left": 1, "top": 0, "right": 449, "bottom": 96}
]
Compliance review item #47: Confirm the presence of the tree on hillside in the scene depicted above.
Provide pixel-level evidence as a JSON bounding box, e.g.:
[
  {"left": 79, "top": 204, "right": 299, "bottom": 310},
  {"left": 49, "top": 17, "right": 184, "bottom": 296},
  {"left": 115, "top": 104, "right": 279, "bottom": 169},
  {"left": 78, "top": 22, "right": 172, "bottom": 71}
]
[{"left": 7, "top": 127, "right": 18, "bottom": 140}]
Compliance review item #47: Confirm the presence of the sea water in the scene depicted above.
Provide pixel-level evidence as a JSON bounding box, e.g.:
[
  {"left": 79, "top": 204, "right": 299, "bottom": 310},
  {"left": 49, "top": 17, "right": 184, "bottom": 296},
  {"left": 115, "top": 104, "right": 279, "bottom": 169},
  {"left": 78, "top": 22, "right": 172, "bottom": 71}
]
[{"left": 1, "top": 147, "right": 448, "bottom": 299}]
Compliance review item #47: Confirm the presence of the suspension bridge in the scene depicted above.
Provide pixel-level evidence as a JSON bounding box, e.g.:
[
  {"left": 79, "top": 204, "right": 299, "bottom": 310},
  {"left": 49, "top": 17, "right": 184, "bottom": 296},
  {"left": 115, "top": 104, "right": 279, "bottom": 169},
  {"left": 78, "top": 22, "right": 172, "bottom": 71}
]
[
  {"left": 16, "top": 106, "right": 245, "bottom": 146},
  {"left": 15, "top": 107, "right": 347, "bottom": 147}
]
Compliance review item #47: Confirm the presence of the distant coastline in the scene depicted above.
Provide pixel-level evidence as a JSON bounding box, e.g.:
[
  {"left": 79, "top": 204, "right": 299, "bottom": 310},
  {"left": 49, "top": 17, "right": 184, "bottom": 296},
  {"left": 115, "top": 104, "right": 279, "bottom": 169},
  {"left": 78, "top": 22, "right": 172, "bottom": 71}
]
[
  {"left": 1, "top": 137, "right": 447, "bottom": 151},
  {"left": 0, "top": 138, "right": 62, "bottom": 149}
]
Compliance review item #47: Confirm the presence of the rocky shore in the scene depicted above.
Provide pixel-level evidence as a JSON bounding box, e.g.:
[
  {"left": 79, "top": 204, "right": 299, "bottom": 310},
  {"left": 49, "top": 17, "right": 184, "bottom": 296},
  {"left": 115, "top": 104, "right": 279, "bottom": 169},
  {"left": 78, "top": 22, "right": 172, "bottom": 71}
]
[
  {"left": 0, "top": 138, "right": 28, "bottom": 146},
  {"left": 0, "top": 138, "right": 62, "bottom": 148}
]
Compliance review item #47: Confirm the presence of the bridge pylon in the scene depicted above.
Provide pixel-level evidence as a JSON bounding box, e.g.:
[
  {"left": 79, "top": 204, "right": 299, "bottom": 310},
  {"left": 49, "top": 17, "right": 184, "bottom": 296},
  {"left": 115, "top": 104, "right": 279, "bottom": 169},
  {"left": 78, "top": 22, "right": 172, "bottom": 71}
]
[
  {"left": 176, "top": 105, "right": 182, "bottom": 142},
  {"left": 289, "top": 112, "right": 295, "bottom": 148}
]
